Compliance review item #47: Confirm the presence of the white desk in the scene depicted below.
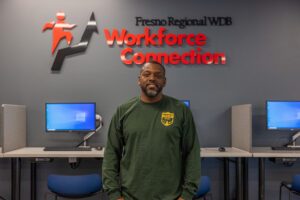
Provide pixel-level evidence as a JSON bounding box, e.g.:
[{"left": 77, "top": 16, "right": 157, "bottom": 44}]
[
  {"left": 5, "top": 147, "right": 251, "bottom": 200},
  {"left": 3, "top": 147, "right": 104, "bottom": 158},
  {"left": 4, "top": 147, "right": 251, "bottom": 158},
  {"left": 252, "top": 147, "right": 300, "bottom": 200},
  {"left": 5, "top": 147, "right": 250, "bottom": 158},
  {"left": 201, "top": 147, "right": 252, "bottom": 157},
  {"left": 201, "top": 147, "right": 251, "bottom": 200},
  {"left": 4, "top": 147, "right": 104, "bottom": 200},
  {"left": 252, "top": 147, "right": 300, "bottom": 157}
]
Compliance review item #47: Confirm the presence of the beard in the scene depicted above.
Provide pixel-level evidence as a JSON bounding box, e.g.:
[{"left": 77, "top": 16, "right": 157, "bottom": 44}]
[{"left": 141, "top": 83, "right": 163, "bottom": 98}]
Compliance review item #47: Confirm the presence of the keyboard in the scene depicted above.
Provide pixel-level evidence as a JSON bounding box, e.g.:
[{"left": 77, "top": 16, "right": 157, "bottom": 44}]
[
  {"left": 43, "top": 147, "right": 92, "bottom": 151},
  {"left": 271, "top": 146, "right": 300, "bottom": 151}
]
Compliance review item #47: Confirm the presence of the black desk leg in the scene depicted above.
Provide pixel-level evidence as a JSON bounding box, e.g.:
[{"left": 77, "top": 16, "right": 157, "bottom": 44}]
[
  {"left": 236, "top": 158, "right": 242, "bottom": 200},
  {"left": 224, "top": 158, "right": 230, "bottom": 200},
  {"left": 11, "top": 158, "right": 21, "bottom": 200},
  {"left": 242, "top": 158, "right": 248, "bottom": 200},
  {"left": 259, "top": 158, "right": 265, "bottom": 200},
  {"left": 31, "top": 162, "right": 36, "bottom": 200}
]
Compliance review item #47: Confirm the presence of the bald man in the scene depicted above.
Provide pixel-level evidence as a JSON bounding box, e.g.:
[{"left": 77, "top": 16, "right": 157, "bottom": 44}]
[{"left": 103, "top": 61, "right": 201, "bottom": 200}]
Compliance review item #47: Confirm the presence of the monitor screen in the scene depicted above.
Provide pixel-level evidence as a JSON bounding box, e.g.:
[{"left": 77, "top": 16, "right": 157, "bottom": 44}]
[
  {"left": 182, "top": 100, "right": 190, "bottom": 107},
  {"left": 46, "top": 103, "right": 96, "bottom": 132},
  {"left": 267, "top": 101, "right": 300, "bottom": 130}
]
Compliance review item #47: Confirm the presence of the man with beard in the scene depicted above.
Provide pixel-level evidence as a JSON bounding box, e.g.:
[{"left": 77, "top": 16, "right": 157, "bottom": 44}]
[{"left": 102, "top": 61, "right": 201, "bottom": 200}]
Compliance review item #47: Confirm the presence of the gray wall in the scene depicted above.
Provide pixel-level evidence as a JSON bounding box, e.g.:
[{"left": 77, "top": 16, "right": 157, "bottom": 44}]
[{"left": 1, "top": 0, "right": 300, "bottom": 199}]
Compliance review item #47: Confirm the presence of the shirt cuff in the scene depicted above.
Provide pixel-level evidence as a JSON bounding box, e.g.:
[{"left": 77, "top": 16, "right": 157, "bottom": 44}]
[
  {"left": 181, "top": 189, "right": 194, "bottom": 200},
  {"left": 108, "top": 190, "right": 122, "bottom": 200}
]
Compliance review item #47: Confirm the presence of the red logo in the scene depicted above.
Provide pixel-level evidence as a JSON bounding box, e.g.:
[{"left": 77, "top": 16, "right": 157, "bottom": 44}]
[
  {"left": 42, "top": 11, "right": 77, "bottom": 54},
  {"left": 42, "top": 12, "right": 98, "bottom": 72}
]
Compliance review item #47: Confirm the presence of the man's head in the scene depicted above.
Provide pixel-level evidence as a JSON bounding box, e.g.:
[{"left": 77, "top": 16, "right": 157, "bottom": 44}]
[{"left": 138, "top": 61, "right": 166, "bottom": 101}]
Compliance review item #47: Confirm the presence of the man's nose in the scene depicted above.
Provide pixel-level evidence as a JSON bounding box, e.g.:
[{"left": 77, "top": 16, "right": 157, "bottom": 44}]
[{"left": 148, "top": 74, "right": 156, "bottom": 81}]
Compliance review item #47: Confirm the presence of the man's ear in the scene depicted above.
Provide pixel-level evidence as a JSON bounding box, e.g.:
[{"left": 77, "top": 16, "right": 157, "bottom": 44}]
[
  {"left": 138, "top": 76, "right": 141, "bottom": 86},
  {"left": 163, "top": 77, "right": 167, "bottom": 87}
]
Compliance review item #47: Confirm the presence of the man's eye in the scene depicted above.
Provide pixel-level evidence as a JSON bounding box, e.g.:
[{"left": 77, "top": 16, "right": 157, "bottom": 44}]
[{"left": 143, "top": 74, "right": 150, "bottom": 77}]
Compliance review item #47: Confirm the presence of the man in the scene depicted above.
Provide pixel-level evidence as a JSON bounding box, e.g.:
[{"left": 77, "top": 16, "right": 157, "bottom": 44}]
[{"left": 102, "top": 61, "right": 201, "bottom": 200}]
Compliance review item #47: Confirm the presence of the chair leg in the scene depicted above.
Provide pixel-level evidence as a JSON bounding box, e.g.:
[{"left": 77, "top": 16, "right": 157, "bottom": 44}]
[
  {"left": 280, "top": 184, "right": 283, "bottom": 200},
  {"left": 208, "top": 193, "right": 213, "bottom": 200},
  {"left": 288, "top": 190, "right": 291, "bottom": 200}
]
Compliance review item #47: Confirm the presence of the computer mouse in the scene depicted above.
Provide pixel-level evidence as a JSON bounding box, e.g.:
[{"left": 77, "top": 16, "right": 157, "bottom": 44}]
[
  {"left": 95, "top": 146, "right": 103, "bottom": 151},
  {"left": 218, "top": 147, "right": 226, "bottom": 152}
]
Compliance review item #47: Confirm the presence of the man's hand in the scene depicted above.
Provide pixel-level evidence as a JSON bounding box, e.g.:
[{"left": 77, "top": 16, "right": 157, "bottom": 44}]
[
  {"left": 177, "top": 197, "right": 184, "bottom": 200},
  {"left": 117, "top": 198, "right": 124, "bottom": 200}
]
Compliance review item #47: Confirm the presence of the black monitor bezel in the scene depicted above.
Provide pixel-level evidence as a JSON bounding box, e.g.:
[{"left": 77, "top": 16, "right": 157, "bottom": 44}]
[
  {"left": 266, "top": 100, "right": 300, "bottom": 131},
  {"left": 45, "top": 102, "right": 96, "bottom": 133}
]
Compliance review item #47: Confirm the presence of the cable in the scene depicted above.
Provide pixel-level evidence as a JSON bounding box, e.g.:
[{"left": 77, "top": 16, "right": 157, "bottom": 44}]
[
  {"left": 0, "top": 196, "right": 7, "bottom": 200},
  {"left": 283, "top": 162, "right": 294, "bottom": 167},
  {"left": 70, "top": 158, "right": 81, "bottom": 169},
  {"left": 76, "top": 114, "right": 103, "bottom": 147},
  {"left": 215, "top": 158, "right": 236, "bottom": 163}
]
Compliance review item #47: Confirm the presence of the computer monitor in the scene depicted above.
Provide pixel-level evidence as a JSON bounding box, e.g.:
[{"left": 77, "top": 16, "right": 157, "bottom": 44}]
[
  {"left": 46, "top": 103, "right": 96, "bottom": 132},
  {"left": 182, "top": 100, "right": 190, "bottom": 107},
  {"left": 266, "top": 100, "right": 300, "bottom": 131}
]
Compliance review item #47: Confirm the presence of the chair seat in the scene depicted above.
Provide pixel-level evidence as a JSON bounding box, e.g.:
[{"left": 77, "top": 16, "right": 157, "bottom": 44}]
[
  {"left": 48, "top": 174, "right": 102, "bottom": 196},
  {"left": 194, "top": 176, "right": 211, "bottom": 198},
  {"left": 292, "top": 174, "right": 300, "bottom": 192}
]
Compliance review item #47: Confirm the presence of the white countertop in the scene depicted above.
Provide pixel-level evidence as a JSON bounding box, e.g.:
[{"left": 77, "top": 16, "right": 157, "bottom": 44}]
[
  {"left": 0, "top": 147, "right": 252, "bottom": 158},
  {"left": 5, "top": 147, "right": 299, "bottom": 158},
  {"left": 252, "top": 147, "right": 300, "bottom": 157},
  {"left": 200, "top": 147, "right": 252, "bottom": 157},
  {"left": 2, "top": 147, "right": 104, "bottom": 158}
]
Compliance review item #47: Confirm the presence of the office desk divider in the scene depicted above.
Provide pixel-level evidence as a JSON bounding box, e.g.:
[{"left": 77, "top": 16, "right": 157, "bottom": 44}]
[
  {"left": 232, "top": 104, "right": 252, "bottom": 152},
  {"left": 1, "top": 104, "right": 26, "bottom": 153},
  {"left": 1, "top": 104, "right": 26, "bottom": 200},
  {"left": 231, "top": 104, "right": 253, "bottom": 200}
]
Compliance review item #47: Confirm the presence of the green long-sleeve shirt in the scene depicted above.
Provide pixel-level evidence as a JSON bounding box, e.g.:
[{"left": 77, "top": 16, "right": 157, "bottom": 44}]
[{"left": 102, "top": 95, "right": 201, "bottom": 200}]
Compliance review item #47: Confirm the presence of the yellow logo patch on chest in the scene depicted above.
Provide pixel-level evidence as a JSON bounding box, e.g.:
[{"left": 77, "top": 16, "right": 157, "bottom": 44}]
[{"left": 161, "top": 112, "right": 174, "bottom": 126}]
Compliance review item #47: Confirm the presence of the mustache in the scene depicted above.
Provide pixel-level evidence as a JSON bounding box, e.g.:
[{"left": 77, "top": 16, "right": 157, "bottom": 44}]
[{"left": 146, "top": 83, "right": 159, "bottom": 87}]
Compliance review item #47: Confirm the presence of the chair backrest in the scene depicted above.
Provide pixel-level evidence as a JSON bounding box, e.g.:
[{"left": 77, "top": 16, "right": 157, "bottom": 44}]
[
  {"left": 48, "top": 174, "right": 102, "bottom": 196},
  {"left": 194, "top": 176, "right": 211, "bottom": 198},
  {"left": 291, "top": 174, "right": 300, "bottom": 192}
]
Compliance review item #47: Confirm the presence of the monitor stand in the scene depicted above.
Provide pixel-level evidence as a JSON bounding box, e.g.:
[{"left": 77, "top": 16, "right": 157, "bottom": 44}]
[
  {"left": 77, "top": 114, "right": 103, "bottom": 149},
  {"left": 287, "top": 131, "right": 300, "bottom": 148},
  {"left": 78, "top": 131, "right": 96, "bottom": 149}
]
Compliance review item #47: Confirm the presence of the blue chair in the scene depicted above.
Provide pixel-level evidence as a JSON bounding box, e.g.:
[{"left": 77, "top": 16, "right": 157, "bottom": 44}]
[
  {"left": 47, "top": 174, "right": 102, "bottom": 199},
  {"left": 280, "top": 174, "right": 300, "bottom": 200},
  {"left": 193, "top": 176, "right": 212, "bottom": 200}
]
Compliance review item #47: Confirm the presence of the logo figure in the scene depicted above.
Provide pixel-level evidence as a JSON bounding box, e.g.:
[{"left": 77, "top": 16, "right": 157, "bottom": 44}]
[
  {"left": 42, "top": 12, "right": 98, "bottom": 72},
  {"left": 161, "top": 112, "right": 174, "bottom": 127},
  {"left": 42, "top": 11, "right": 77, "bottom": 54}
]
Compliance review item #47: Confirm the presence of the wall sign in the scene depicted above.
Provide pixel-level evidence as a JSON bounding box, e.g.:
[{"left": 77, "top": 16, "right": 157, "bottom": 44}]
[
  {"left": 104, "top": 27, "right": 226, "bottom": 65},
  {"left": 42, "top": 12, "right": 228, "bottom": 71},
  {"left": 135, "top": 16, "right": 233, "bottom": 28}
]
